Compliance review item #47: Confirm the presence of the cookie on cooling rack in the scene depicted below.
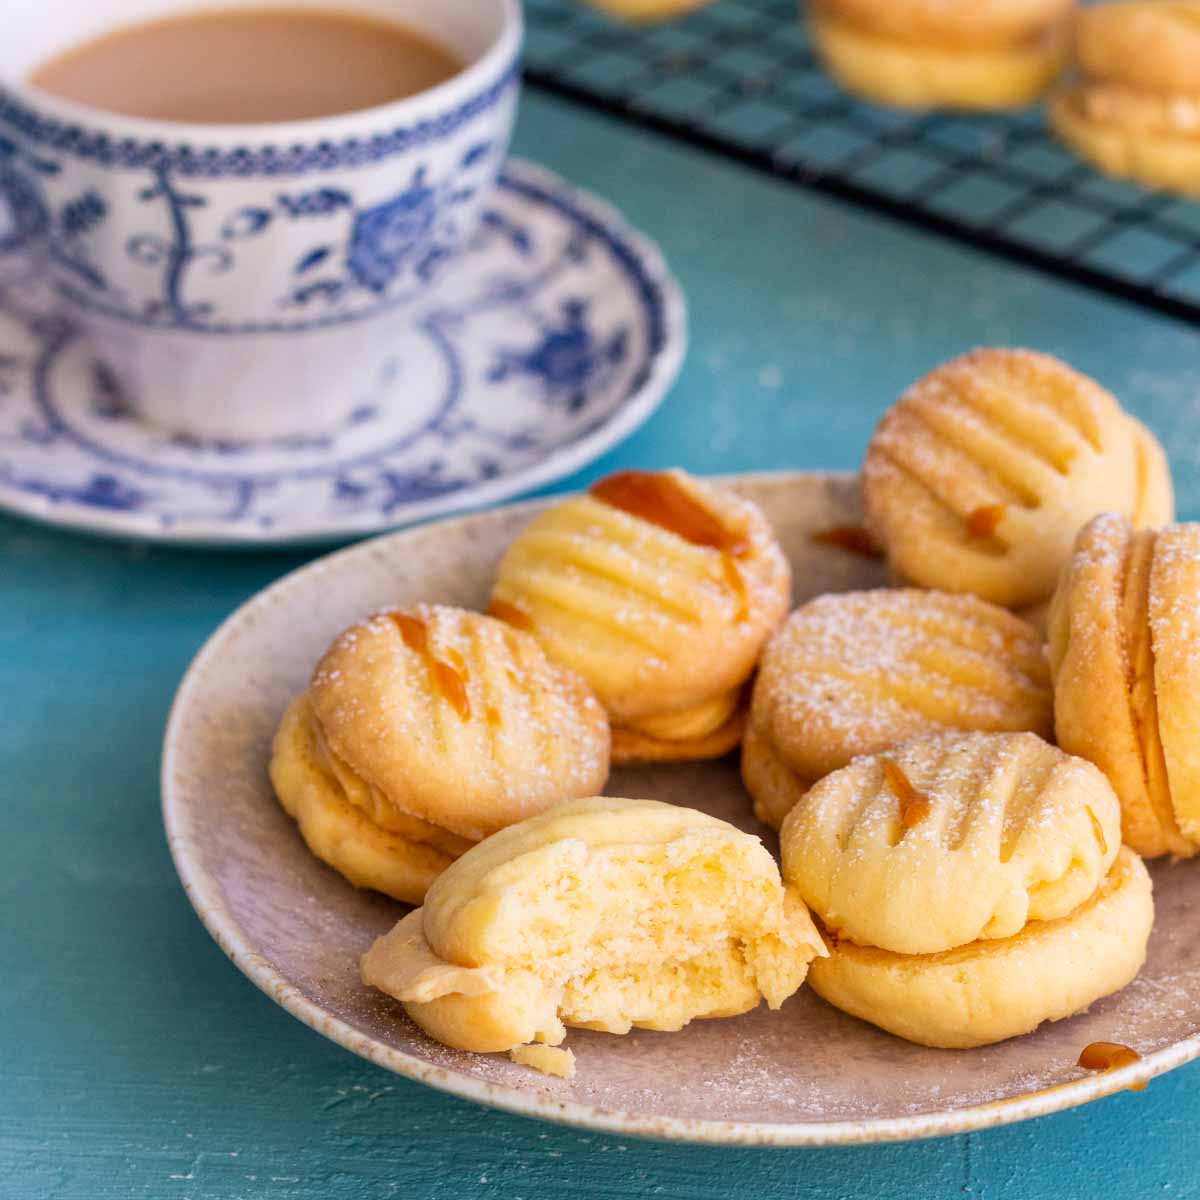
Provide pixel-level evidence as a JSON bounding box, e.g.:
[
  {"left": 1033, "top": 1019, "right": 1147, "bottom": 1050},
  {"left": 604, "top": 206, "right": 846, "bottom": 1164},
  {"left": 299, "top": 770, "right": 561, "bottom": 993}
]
[
  {"left": 581, "top": 0, "right": 716, "bottom": 21},
  {"left": 806, "top": 0, "right": 1075, "bottom": 110},
  {"left": 1051, "top": 1, "right": 1200, "bottom": 197}
]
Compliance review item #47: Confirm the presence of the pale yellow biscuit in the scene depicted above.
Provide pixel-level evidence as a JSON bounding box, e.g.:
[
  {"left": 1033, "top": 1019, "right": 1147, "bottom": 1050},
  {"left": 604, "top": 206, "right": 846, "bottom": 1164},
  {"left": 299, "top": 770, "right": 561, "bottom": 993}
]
[
  {"left": 862, "top": 349, "right": 1141, "bottom": 609},
  {"left": 510, "top": 1043, "right": 575, "bottom": 1079},
  {"left": 270, "top": 696, "right": 467, "bottom": 905},
  {"left": 1075, "top": 1, "right": 1200, "bottom": 97},
  {"left": 490, "top": 470, "right": 790, "bottom": 764},
  {"left": 880, "top": 413, "right": 1171, "bottom": 619},
  {"left": 742, "top": 723, "right": 811, "bottom": 831},
  {"left": 1130, "top": 416, "right": 1176, "bottom": 528},
  {"left": 743, "top": 590, "right": 1052, "bottom": 830},
  {"left": 1050, "top": 86, "right": 1200, "bottom": 196},
  {"left": 361, "top": 798, "right": 826, "bottom": 1056},
  {"left": 1051, "top": 3, "right": 1200, "bottom": 195},
  {"left": 808, "top": 847, "right": 1153, "bottom": 1048},
  {"left": 780, "top": 731, "right": 1121, "bottom": 955},
  {"left": 1017, "top": 597, "right": 1052, "bottom": 641},
  {"left": 269, "top": 605, "right": 610, "bottom": 903},
  {"left": 809, "top": 4, "right": 1070, "bottom": 110},
  {"left": 1048, "top": 514, "right": 1200, "bottom": 858},
  {"left": 611, "top": 704, "right": 748, "bottom": 766},
  {"left": 812, "top": 0, "right": 1076, "bottom": 47},
  {"left": 582, "top": 0, "right": 715, "bottom": 21}
]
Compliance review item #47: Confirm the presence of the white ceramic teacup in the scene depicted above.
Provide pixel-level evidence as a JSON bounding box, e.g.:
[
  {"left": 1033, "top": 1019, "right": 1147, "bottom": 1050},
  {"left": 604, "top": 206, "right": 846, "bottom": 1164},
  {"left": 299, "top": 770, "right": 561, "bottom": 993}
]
[{"left": 0, "top": 0, "right": 522, "bottom": 440}]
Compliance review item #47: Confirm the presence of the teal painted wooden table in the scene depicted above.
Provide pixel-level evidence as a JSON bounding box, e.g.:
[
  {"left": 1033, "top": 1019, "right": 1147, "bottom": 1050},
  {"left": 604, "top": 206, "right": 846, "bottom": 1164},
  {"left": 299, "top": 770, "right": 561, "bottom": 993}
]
[{"left": 4, "top": 86, "right": 1200, "bottom": 1200}]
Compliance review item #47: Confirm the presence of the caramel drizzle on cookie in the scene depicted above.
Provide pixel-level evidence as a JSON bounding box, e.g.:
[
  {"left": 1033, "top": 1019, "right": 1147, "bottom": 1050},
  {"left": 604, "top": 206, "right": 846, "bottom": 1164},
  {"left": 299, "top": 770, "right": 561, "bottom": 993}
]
[
  {"left": 720, "top": 553, "right": 749, "bottom": 620},
  {"left": 590, "top": 470, "right": 750, "bottom": 619},
  {"left": 430, "top": 660, "right": 471, "bottom": 720},
  {"left": 880, "top": 758, "right": 932, "bottom": 829},
  {"left": 966, "top": 504, "right": 1007, "bottom": 540},
  {"left": 390, "top": 611, "right": 428, "bottom": 654},
  {"left": 387, "top": 612, "right": 472, "bottom": 721},
  {"left": 488, "top": 599, "right": 536, "bottom": 632},
  {"left": 1078, "top": 1041, "right": 1146, "bottom": 1091},
  {"left": 590, "top": 470, "right": 749, "bottom": 555},
  {"left": 810, "top": 524, "right": 884, "bottom": 559}
]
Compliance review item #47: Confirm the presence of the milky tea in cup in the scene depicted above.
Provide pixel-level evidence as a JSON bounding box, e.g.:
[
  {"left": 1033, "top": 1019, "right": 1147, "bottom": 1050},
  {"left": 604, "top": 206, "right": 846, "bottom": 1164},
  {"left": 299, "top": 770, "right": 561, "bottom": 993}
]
[
  {"left": 1, "top": 0, "right": 521, "bottom": 439},
  {"left": 29, "top": 8, "right": 464, "bottom": 124}
]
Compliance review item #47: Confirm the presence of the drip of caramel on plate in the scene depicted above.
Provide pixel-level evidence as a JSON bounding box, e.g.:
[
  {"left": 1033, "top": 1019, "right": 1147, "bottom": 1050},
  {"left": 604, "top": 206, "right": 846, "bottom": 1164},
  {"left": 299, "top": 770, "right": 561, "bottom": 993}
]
[
  {"left": 1078, "top": 1042, "right": 1146, "bottom": 1091},
  {"left": 810, "top": 525, "right": 883, "bottom": 559},
  {"left": 880, "top": 758, "right": 932, "bottom": 828},
  {"left": 966, "top": 504, "right": 1007, "bottom": 539},
  {"left": 388, "top": 611, "right": 471, "bottom": 720}
]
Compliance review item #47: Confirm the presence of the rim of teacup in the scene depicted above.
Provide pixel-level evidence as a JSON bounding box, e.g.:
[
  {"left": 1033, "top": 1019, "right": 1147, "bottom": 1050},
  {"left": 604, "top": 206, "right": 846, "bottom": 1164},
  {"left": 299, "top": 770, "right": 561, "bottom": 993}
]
[{"left": 1, "top": 0, "right": 522, "bottom": 149}]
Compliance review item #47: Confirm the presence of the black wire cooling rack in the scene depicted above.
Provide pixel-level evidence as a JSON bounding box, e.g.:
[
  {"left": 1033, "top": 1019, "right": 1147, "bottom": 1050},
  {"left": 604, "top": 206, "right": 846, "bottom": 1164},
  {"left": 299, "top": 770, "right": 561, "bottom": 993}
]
[{"left": 523, "top": 0, "right": 1200, "bottom": 325}]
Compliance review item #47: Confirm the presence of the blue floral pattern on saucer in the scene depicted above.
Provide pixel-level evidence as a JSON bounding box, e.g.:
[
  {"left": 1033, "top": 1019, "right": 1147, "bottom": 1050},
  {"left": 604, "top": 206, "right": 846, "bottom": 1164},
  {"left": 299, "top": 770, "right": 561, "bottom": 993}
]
[{"left": 0, "top": 160, "right": 686, "bottom": 545}]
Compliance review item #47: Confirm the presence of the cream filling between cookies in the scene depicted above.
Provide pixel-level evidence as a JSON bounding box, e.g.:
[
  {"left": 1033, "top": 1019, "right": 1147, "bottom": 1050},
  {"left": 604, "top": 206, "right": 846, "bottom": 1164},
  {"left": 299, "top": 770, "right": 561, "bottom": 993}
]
[
  {"left": 1078, "top": 82, "right": 1200, "bottom": 137},
  {"left": 1119, "top": 538, "right": 1194, "bottom": 855},
  {"left": 814, "top": 1, "right": 1062, "bottom": 54},
  {"left": 621, "top": 687, "right": 743, "bottom": 743},
  {"left": 307, "top": 704, "right": 474, "bottom": 859}
]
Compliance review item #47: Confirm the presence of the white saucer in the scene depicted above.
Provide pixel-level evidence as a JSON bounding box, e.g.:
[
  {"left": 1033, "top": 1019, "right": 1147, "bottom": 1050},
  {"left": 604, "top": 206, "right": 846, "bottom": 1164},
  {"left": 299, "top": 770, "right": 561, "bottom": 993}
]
[{"left": 0, "top": 159, "right": 685, "bottom": 545}]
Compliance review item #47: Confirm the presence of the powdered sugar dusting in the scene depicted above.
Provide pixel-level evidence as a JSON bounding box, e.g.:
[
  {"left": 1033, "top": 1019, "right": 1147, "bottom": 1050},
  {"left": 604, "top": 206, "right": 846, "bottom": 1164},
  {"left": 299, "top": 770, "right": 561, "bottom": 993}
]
[{"left": 754, "top": 589, "right": 1051, "bottom": 771}]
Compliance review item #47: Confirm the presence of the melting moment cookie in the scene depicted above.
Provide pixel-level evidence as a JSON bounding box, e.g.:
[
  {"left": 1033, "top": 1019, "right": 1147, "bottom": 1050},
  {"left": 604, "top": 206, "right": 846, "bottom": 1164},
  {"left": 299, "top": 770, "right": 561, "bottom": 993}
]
[
  {"left": 582, "top": 0, "right": 715, "bottom": 21},
  {"left": 783, "top": 733, "right": 1150, "bottom": 1048},
  {"left": 361, "top": 798, "right": 826, "bottom": 1069},
  {"left": 781, "top": 731, "right": 1120, "bottom": 955},
  {"left": 269, "top": 605, "right": 610, "bottom": 904},
  {"left": 1051, "top": 1, "right": 1200, "bottom": 196},
  {"left": 862, "top": 349, "right": 1170, "bottom": 609},
  {"left": 807, "top": 846, "right": 1153, "bottom": 1049},
  {"left": 807, "top": 0, "right": 1074, "bottom": 110},
  {"left": 743, "top": 590, "right": 1053, "bottom": 829},
  {"left": 489, "top": 470, "right": 791, "bottom": 764},
  {"left": 1049, "top": 514, "right": 1200, "bottom": 859}
]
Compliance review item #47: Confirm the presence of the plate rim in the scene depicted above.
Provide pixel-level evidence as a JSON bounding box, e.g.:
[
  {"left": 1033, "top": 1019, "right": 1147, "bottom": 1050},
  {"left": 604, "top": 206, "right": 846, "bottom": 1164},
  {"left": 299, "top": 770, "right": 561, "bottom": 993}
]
[
  {"left": 161, "top": 470, "right": 1200, "bottom": 1146},
  {"left": 0, "top": 157, "right": 687, "bottom": 547}
]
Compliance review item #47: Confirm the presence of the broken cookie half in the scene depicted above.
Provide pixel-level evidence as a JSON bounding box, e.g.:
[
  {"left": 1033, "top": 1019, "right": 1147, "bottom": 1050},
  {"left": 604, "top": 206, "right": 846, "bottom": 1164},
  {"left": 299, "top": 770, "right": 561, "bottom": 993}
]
[{"left": 361, "top": 797, "right": 825, "bottom": 1075}]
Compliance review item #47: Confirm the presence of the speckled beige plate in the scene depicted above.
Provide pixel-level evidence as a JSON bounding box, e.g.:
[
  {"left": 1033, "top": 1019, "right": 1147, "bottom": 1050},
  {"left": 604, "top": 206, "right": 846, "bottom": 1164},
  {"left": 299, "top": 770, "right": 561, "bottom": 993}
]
[{"left": 162, "top": 472, "right": 1200, "bottom": 1146}]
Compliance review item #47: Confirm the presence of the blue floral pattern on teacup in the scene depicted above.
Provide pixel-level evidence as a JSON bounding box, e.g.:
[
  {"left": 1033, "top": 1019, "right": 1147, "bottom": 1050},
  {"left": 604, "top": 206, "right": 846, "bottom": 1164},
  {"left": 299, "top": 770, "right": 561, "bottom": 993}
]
[
  {"left": 0, "top": 151, "right": 49, "bottom": 255},
  {"left": 0, "top": 61, "right": 519, "bottom": 334},
  {"left": 348, "top": 167, "right": 439, "bottom": 294}
]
